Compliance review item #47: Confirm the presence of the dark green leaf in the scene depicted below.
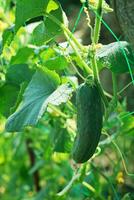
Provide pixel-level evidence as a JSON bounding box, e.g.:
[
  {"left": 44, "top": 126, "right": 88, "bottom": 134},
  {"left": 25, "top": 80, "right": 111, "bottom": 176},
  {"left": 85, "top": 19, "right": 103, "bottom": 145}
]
[
  {"left": 15, "top": 0, "right": 49, "bottom": 31},
  {"left": 53, "top": 128, "right": 72, "bottom": 153},
  {"left": 0, "top": 84, "right": 19, "bottom": 117},
  {"left": 10, "top": 82, "right": 28, "bottom": 115},
  {"left": 6, "top": 64, "right": 34, "bottom": 86},
  {"left": 96, "top": 41, "right": 134, "bottom": 74},
  {"left": 5, "top": 68, "right": 73, "bottom": 132},
  {"left": 32, "top": 6, "right": 64, "bottom": 45},
  {"left": 5, "top": 68, "right": 60, "bottom": 132},
  {"left": 15, "top": 0, "right": 61, "bottom": 32}
]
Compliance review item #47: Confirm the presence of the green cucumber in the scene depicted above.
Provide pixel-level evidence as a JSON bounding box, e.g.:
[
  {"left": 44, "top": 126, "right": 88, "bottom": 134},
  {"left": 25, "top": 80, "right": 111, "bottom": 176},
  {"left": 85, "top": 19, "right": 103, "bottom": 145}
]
[{"left": 72, "top": 82, "right": 102, "bottom": 163}]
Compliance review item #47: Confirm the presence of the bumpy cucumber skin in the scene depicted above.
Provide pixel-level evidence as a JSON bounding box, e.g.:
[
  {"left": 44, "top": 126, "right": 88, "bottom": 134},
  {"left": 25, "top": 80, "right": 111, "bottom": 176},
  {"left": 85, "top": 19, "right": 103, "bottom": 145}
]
[{"left": 72, "top": 83, "right": 102, "bottom": 163}]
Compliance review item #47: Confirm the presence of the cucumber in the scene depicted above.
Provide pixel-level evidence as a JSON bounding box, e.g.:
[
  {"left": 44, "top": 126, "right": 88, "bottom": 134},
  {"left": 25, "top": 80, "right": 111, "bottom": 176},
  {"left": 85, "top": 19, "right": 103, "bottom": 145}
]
[{"left": 72, "top": 82, "right": 102, "bottom": 163}]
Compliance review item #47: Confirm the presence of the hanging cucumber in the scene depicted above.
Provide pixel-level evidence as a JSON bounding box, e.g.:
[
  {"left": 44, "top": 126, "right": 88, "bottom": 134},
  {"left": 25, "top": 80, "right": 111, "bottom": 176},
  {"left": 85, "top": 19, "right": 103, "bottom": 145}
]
[{"left": 72, "top": 82, "right": 103, "bottom": 163}]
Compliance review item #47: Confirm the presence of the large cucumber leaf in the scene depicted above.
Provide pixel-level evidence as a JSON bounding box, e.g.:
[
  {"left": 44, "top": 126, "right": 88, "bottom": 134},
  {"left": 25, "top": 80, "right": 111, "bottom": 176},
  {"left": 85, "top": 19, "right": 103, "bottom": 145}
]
[
  {"left": 15, "top": 0, "right": 64, "bottom": 32},
  {"left": 6, "top": 64, "right": 34, "bottom": 86},
  {"left": 15, "top": 0, "right": 49, "bottom": 32},
  {"left": 5, "top": 68, "right": 73, "bottom": 132}
]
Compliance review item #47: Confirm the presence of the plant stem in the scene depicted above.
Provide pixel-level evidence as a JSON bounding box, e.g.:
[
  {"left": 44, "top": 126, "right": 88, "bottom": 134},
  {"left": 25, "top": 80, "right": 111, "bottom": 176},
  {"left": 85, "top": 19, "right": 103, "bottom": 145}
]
[
  {"left": 48, "top": 104, "right": 69, "bottom": 119},
  {"left": 46, "top": 13, "right": 93, "bottom": 75},
  {"left": 96, "top": 81, "right": 109, "bottom": 107},
  {"left": 89, "top": 0, "right": 108, "bottom": 108},
  {"left": 46, "top": 13, "right": 84, "bottom": 52},
  {"left": 64, "top": 26, "right": 84, "bottom": 51},
  {"left": 91, "top": 0, "right": 103, "bottom": 80},
  {"left": 118, "top": 81, "right": 133, "bottom": 95},
  {"left": 26, "top": 139, "right": 41, "bottom": 192},
  {"left": 93, "top": 0, "right": 103, "bottom": 44},
  {"left": 57, "top": 168, "right": 80, "bottom": 196},
  {"left": 64, "top": 31, "right": 92, "bottom": 74},
  {"left": 91, "top": 46, "right": 108, "bottom": 108},
  {"left": 90, "top": 46, "right": 100, "bottom": 81},
  {"left": 91, "top": 164, "right": 120, "bottom": 200},
  {"left": 82, "top": 181, "right": 96, "bottom": 193},
  {"left": 112, "top": 73, "right": 118, "bottom": 105}
]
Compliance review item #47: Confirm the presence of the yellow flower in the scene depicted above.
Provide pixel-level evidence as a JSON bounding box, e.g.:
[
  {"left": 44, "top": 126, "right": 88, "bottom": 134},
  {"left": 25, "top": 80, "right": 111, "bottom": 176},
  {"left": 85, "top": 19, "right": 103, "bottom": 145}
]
[
  {"left": 0, "top": 186, "right": 5, "bottom": 194},
  {"left": 0, "top": 21, "right": 8, "bottom": 32},
  {"left": 58, "top": 176, "right": 66, "bottom": 185},
  {"left": 116, "top": 172, "right": 124, "bottom": 184},
  {"left": 28, "top": 191, "right": 34, "bottom": 197}
]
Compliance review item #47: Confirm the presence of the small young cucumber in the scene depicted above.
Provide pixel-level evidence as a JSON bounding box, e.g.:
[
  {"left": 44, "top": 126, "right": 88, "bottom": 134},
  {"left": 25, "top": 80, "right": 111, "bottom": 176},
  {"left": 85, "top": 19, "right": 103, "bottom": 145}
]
[{"left": 72, "top": 82, "right": 103, "bottom": 163}]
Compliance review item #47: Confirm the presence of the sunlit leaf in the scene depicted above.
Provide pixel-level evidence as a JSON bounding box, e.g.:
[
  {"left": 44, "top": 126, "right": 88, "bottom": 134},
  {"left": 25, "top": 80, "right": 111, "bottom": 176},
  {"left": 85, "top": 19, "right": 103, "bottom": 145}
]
[
  {"left": 45, "top": 55, "right": 68, "bottom": 70},
  {"left": 10, "top": 47, "right": 34, "bottom": 65},
  {"left": 1, "top": 26, "right": 15, "bottom": 51}
]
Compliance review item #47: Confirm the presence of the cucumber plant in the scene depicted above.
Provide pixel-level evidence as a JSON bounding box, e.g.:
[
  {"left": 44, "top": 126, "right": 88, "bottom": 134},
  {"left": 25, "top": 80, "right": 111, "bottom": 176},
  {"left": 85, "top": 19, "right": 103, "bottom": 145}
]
[{"left": 0, "top": 0, "right": 134, "bottom": 198}]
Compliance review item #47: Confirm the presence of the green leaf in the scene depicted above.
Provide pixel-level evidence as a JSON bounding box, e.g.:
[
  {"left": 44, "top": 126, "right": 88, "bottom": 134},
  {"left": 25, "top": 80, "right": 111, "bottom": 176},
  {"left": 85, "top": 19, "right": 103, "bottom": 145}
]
[
  {"left": 29, "top": 160, "right": 45, "bottom": 175},
  {"left": 5, "top": 68, "right": 73, "bottom": 132},
  {"left": 46, "top": 0, "right": 59, "bottom": 13},
  {"left": 15, "top": 0, "right": 61, "bottom": 32},
  {"left": 47, "top": 83, "right": 73, "bottom": 105},
  {"left": 53, "top": 128, "right": 72, "bottom": 153},
  {"left": 45, "top": 55, "right": 68, "bottom": 70},
  {"left": 10, "top": 47, "right": 34, "bottom": 65},
  {"left": 10, "top": 82, "right": 28, "bottom": 115},
  {"left": 15, "top": 0, "right": 49, "bottom": 31},
  {"left": 6, "top": 64, "right": 34, "bottom": 86},
  {"left": 32, "top": 21, "right": 53, "bottom": 45},
  {"left": 96, "top": 41, "right": 134, "bottom": 74},
  {"left": 32, "top": 6, "right": 64, "bottom": 45},
  {"left": 121, "top": 193, "right": 134, "bottom": 200},
  {"left": 0, "top": 84, "right": 19, "bottom": 117},
  {"left": 120, "top": 112, "right": 134, "bottom": 135},
  {"left": 5, "top": 68, "right": 61, "bottom": 132},
  {"left": 1, "top": 26, "right": 15, "bottom": 51}
]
